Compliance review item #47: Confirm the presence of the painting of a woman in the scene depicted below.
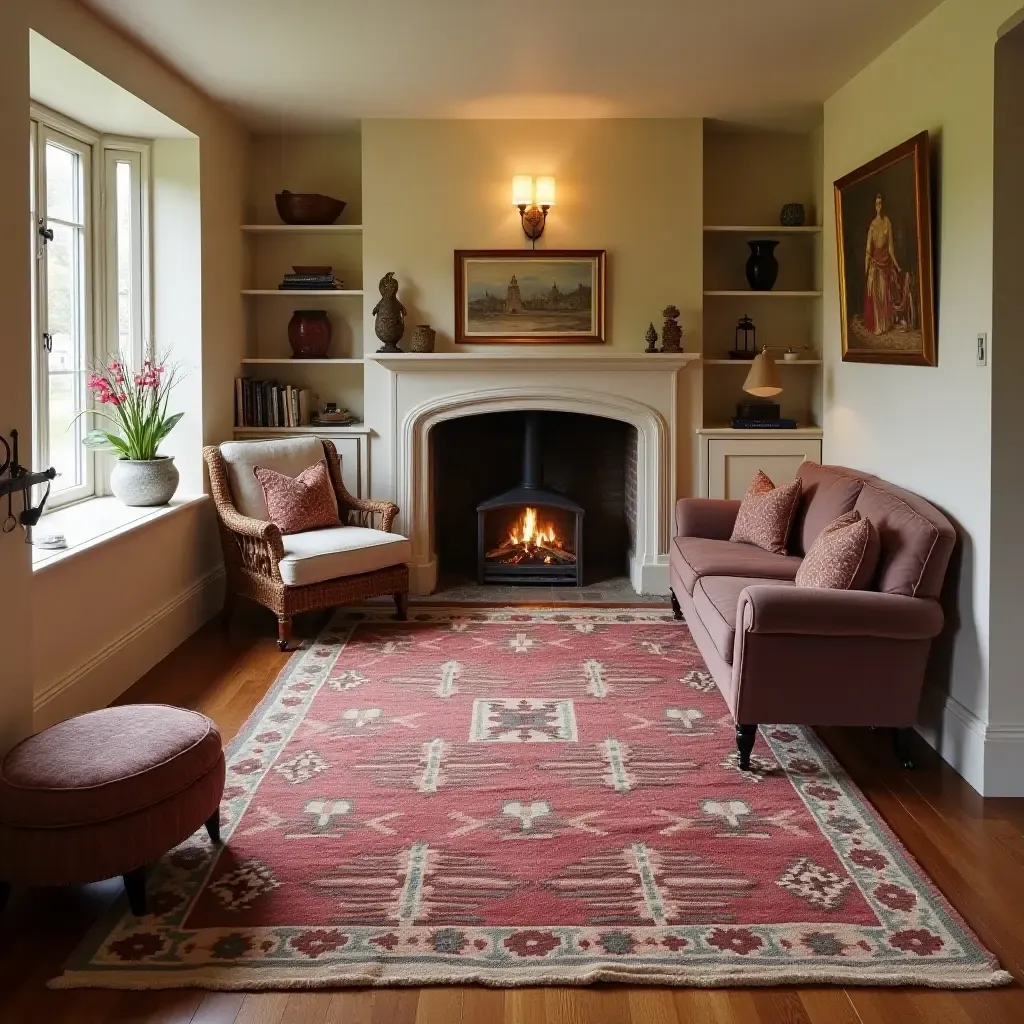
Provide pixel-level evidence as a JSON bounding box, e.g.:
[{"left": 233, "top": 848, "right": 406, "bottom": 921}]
[{"left": 834, "top": 132, "right": 935, "bottom": 365}]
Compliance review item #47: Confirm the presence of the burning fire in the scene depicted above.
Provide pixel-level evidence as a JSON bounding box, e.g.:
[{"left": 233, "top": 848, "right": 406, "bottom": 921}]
[{"left": 487, "top": 506, "right": 574, "bottom": 566}]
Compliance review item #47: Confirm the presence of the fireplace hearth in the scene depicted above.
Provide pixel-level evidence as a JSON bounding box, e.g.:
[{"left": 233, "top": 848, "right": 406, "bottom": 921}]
[{"left": 477, "top": 412, "right": 584, "bottom": 585}]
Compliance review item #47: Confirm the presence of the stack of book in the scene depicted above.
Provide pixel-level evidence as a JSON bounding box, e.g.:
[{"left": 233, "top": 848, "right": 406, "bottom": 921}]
[
  {"left": 235, "top": 378, "right": 316, "bottom": 429},
  {"left": 730, "top": 417, "right": 798, "bottom": 429},
  {"left": 278, "top": 272, "right": 344, "bottom": 291}
]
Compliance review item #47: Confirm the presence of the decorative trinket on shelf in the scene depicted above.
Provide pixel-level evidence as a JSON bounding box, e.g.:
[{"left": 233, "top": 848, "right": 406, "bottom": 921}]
[
  {"left": 780, "top": 203, "right": 806, "bottom": 227},
  {"left": 644, "top": 322, "right": 658, "bottom": 353},
  {"left": 410, "top": 324, "right": 436, "bottom": 353},
  {"left": 730, "top": 314, "right": 757, "bottom": 360},
  {"left": 373, "top": 272, "right": 406, "bottom": 354},
  {"left": 745, "top": 239, "right": 780, "bottom": 291},
  {"left": 288, "top": 310, "right": 332, "bottom": 358},
  {"left": 660, "top": 306, "right": 683, "bottom": 352}
]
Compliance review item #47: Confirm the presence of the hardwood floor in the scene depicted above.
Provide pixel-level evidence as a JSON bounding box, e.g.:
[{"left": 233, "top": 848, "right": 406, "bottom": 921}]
[{"left": 1, "top": 605, "right": 1022, "bottom": 1023}]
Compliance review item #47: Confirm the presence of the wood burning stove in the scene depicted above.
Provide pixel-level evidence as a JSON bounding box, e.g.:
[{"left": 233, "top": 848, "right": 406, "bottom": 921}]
[{"left": 477, "top": 412, "right": 583, "bottom": 586}]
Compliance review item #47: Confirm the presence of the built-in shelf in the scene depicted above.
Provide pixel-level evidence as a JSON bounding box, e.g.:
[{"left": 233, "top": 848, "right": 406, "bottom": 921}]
[
  {"left": 242, "top": 289, "right": 364, "bottom": 297},
  {"left": 703, "top": 225, "right": 822, "bottom": 234},
  {"left": 241, "top": 224, "right": 363, "bottom": 234},
  {"left": 704, "top": 290, "right": 822, "bottom": 298},
  {"left": 698, "top": 425, "right": 823, "bottom": 437},
  {"left": 703, "top": 358, "right": 821, "bottom": 366},
  {"left": 232, "top": 425, "right": 372, "bottom": 436},
  {"left": 367, "top": 351, "right": 700, "bottom": 371},
  {"left": 241, "top": 358, "right": 363, "bottom": 366}
]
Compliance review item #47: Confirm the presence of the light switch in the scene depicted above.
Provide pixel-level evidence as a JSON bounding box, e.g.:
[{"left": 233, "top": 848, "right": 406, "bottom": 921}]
[{"left": 977, "top": 333, "right": 988, "bottom": 366}]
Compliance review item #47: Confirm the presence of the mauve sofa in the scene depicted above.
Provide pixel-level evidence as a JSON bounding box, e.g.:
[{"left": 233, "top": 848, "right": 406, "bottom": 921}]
[{"left": 669, "top": 462, "right": 956, "bottom": 770}]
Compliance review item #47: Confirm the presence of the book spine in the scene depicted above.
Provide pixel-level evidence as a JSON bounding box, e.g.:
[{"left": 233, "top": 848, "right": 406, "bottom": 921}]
[
  {"left": 730, "top": 418, "right": 798, "bottom": 429},
  {"left": 235, "top": 378, "right": 243, "bottom": 427},
  {"left": 298, "top": 389, "right": 311, "bottom": 427}
]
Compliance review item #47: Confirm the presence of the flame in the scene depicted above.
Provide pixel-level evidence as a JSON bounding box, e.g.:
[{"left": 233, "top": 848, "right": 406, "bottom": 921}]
[{"left": 509, "top": 506, "right": 561, "bottom": 549}]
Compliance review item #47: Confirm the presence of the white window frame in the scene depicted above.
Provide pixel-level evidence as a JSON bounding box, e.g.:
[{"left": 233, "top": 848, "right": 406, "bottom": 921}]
[{"left": 29, "top": 103, "right": 152, "bottom": 510}]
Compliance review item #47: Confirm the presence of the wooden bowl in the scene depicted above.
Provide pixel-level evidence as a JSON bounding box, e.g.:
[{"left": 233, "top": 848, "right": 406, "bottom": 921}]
[
  {"left": 292, "top": 266, "right": 332, "bottom": 276},
  {"left": 275, "top": 191, "right": 346, "bottom": 225}
]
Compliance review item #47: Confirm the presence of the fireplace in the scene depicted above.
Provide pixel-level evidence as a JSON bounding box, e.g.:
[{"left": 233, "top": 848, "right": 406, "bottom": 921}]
[{"left": 477, "top": 413, "right": 583, "bottom": 585}]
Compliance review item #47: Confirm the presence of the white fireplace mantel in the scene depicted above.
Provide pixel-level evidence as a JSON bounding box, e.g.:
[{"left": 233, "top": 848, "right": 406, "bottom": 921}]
[{"left": 369, "top": 351, "right": 697, "bottom": 595}]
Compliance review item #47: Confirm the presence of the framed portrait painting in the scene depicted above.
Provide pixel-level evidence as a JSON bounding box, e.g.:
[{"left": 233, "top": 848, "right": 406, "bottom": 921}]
[
  {"left": 834, "top": 131, "right": 936, "bottom": 365},
  {"left": 455, "top": 250, "right": 606, "bottom": 344}
]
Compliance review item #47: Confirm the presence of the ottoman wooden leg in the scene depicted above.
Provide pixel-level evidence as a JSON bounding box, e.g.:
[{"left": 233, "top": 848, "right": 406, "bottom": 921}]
[
  {"left": 123, "top": 866, "right": 148, "bottom": 916},
  {"left": 206, "top": 809, "right": 222, "bottom": 845},
  {"left": 394, "top": 590, "right": 409, "bottom": 621}
]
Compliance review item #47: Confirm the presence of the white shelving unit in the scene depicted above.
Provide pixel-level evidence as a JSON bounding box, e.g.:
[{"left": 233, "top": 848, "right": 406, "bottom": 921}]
[
  {"left": 703, "top": 290, "right": 822, "bottom": 298},
  {"left": 703, "top": 225, "right": 822, "bottom": 234},
  {"left": 241, "top": 358, "right": 363, "bottom": 366},
  {"left": 241, "top": 224, "right": 363, "bottom": 234},
  {"left": 242, "top": 289, "right": 364, "bottom": 297}
]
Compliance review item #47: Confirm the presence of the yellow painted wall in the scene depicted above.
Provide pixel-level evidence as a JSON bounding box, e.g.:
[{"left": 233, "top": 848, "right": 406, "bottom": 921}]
[{"left": 822, "top": 0, "right": 1024, "bottom": 791}]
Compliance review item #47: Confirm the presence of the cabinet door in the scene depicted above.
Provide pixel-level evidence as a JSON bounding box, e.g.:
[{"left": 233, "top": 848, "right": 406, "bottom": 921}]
[{"left": 707, "top": 438, "right": 822, "bottom": 499}]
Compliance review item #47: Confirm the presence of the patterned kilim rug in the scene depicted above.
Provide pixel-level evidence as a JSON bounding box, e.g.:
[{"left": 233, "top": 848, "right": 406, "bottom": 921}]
[{"left": 54, "top": 608, "right": 1009, "bottom": 990}]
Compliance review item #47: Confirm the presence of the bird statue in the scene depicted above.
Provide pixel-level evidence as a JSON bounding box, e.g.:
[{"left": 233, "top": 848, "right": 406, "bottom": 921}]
[{"left": 373, "top": 272, "right": 407, "bottom": 353}]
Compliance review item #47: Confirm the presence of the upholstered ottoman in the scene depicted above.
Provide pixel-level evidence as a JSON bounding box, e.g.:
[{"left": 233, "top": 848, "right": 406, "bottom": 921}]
[{"left": 0, "top": 704, "right": 225, "bottom": 916}]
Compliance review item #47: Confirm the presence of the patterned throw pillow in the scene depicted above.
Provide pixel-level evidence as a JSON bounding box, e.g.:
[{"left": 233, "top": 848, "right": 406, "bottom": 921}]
[
  {"left": 796, "top": 509, "right": 880, "bottom": 590},
  {"left": 729, "top": 469, "right": 801, "bottom": 555},
  {"left": 253, "top": 460, "right": 341, "bottom": 535}
]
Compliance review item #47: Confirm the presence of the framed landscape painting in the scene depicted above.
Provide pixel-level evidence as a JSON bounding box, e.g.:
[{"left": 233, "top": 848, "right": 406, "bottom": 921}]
[
  {"left": 834, "top": 131, "right": 936, "bottom": 365},
  {"left": 455, "top": 250, "right": 606, "bottom": 344}
]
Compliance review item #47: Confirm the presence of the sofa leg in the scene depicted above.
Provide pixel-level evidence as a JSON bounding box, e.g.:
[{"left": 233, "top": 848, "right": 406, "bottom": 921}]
[
  {"left": 277, "top": 617, "right": 292, "bottom": 652},
  {"left": 736, "top": 724, "right": 758, "bottom": 771},
  {"left": 394, "top": 590, "right": 409, "bottom": 621},
  {"left": 123, "top": 866, "right": 148, "bottom": 916},
  {"left": 669, "top": 588, "right": 683, "bottom": 621},
  {"left": 205, "top": 809, "right": 222, "bottom": 845},
  {"left": 893, "top": 727, "right": 915, "bottom": 770}
]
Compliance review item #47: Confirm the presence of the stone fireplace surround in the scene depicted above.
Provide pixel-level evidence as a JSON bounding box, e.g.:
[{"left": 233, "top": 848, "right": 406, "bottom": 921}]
[{"left": 367, "top": 352, "right": 698, "bottom": 595}]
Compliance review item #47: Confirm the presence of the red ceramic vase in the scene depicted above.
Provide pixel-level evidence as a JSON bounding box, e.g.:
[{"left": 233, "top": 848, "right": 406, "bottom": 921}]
[{"left": 288, "top": 310, "right": 332, "bottom": 359}]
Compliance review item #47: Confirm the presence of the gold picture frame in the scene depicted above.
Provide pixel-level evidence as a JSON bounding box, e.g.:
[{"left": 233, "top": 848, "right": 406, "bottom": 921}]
[{"left": 834, "top": 131, "right": 936, "bottom": 366}]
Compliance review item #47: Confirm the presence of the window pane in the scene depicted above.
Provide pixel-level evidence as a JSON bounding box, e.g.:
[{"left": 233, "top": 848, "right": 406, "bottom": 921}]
[
  {"left": 48, "top": 373, "right": 82, "bottom": 493},
  {"left": 115, "top": 160, "right": 134, "bottom": 354},
  {"left": 45, "top": 142, "right": 78, "bottom": 223}
]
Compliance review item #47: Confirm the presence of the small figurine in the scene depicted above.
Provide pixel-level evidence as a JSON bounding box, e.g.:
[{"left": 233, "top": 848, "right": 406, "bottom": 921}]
[
  {"left": 373, "top": 272, "right": 406, "bottom": 353},
  {"left": 644, "top": 322, "right": 658, "bottom": 353},
  {"left": 660, "top": 305, "right": 683, "bottom": 352}
]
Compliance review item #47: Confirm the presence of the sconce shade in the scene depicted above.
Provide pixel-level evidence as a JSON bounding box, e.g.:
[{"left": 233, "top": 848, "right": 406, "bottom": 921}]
[
  {"left": 535, "top": 175, "right": 556, "bottom": 207},
  {"left": 512, "top": 175, "right": 534, "bottom": 206},
  {"left": 743, "top": 349, "right": 783, "bottom": 397}
]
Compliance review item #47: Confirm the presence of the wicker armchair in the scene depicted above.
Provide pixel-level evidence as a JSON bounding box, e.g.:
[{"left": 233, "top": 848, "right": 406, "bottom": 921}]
[{"left": 203, "top": 438, "right": 410, "bottom": 650}]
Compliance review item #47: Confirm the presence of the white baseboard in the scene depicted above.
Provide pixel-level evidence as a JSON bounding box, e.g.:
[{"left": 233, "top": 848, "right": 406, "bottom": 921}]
[
  {"left": 33, "top": 567, "right": 225, "bottom": 729},
  {"left": 917, "top": 694, "right": 1024, "bottom": 797},
  {"left": 630, "top": 553, "right": 670, "bottom": 595}
]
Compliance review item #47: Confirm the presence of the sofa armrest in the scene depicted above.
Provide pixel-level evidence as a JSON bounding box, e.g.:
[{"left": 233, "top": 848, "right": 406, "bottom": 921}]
[
  {"left": 675, "top": 498, "right": 741, "bottom": 540},
  {"left": 738, "top": 585, "right": 943, "bottom": 641}
]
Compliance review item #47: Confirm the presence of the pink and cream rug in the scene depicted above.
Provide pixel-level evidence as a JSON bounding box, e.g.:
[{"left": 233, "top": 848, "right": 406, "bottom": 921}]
[{"left": 55, "top": 608, "right": 1009, "bottom": 990}]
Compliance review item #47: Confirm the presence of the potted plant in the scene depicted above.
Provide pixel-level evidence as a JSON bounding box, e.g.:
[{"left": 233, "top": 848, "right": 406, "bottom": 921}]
[{"left": 79, "top": 356, "right": 183, "bottom": 506}]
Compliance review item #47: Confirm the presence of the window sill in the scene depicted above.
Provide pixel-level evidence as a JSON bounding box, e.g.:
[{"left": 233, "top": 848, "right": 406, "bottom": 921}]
[{"left": 32, "top": 494, "right": 208, "bottom": 573}]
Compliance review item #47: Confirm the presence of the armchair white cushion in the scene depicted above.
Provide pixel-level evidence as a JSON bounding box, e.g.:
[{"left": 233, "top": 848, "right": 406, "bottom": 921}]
[{"left": 279, "top": 526, "right": 412, "bottom": 587}]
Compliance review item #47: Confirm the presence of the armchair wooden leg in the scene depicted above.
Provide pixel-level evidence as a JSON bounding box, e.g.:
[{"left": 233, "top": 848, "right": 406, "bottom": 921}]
[
  {"left": 123, "top": 866, "right": 148, "bottom": 916},
  {"left": 736, "top": 724, "right": 758, "bottom": 771},
  {"left": 669, "top": 588, "right": 683, "bottom": 621},
  {"left": 277, "top": 617, "right": 293, "bottom": 652},
  {"left": 893, "top": 727, "right": 915, "bottom": 770},
  {"left": 394, "top": 591, "right": 409, "bottom": 621},
  {"left": 205, "top": 808, "right": 222, "bottom": 844}
]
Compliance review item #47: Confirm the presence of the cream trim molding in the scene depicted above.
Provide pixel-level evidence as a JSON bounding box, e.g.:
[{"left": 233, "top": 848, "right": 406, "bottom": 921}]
[{"left": 33, "top": 566, "right": 225, "bottom": 729}]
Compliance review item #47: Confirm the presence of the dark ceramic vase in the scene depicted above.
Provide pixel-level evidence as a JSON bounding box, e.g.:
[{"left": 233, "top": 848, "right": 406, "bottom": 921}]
[
  {"left": 288, "top": 310, "right": 332, "bottom": 358},
  {"left": 745, "top": 240, "right": 779, "bottom": 291}
]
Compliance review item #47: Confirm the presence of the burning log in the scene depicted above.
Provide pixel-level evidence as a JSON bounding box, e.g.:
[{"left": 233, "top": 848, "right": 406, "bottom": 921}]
[{"left": 486, "top": 540, "right": 575, "bottom": 564}]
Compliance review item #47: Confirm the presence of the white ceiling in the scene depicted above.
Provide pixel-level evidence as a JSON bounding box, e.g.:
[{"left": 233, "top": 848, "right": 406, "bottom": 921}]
[{"left": 82, "top": 0, "right": 943, "bottom": 130}]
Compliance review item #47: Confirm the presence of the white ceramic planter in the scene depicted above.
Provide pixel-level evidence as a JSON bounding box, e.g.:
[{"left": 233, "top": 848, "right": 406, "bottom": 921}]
[{"left": 110, "top": 456, "right": 179, "bottom": 507}]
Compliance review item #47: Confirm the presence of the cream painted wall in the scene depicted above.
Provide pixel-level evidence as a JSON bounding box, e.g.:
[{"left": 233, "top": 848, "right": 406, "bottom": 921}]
[
  {"left": 823, "top": 0, "right": 1024, "bottom": 793},
  {"left": 0, "top": 0, "right": 248, "bottom": 730},
  {"left": 0, "top": 5, "right": 35, "bottom": 754},
  {"left": 361, "top": 118, "right": 704, "bottom": 502}
]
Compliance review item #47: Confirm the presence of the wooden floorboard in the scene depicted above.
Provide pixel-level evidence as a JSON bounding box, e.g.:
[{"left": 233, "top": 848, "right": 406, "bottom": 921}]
[{"left": 1, "top": 606, "right": 1021, "bottom": 1024}]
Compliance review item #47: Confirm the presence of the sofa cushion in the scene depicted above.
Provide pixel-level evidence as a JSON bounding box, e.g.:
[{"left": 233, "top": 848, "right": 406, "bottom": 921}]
[
  {"left": 0, "top": 705, "right": 222, "bottom": 829},
  {"left": 796, "top": 510, "right": 880, "bottom": 590},
  {"left": 255, "top": 460, "right": 341, "bottom": 535},
  {"left": 792, "top": 462, "right": 864, "bottom": 555},
  {"left": 279, "top": 526, "right": 411, "bottom": 587},
  {"left": 671, "top": 536, "right": 802, "bottom": 596},
  {"left": 730, "top": 470, "right": 801, "bottom": 555},
  {"left": 220, "top": 438, "right": 338, "bottom": 522},
  {"left": 693, "top": 575, "right": 794, "bottom": 664},
  {"left": 854, "top": 482, "right": 945, "bottom": 597}
]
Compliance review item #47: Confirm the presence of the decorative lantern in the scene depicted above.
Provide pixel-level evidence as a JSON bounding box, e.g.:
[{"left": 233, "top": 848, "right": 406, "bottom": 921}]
[{"left": 730, "top": 314, "right": 757, "bottom": 360}]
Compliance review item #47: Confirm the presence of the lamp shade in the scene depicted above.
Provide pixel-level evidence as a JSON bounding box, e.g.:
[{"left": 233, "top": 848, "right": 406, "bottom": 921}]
[
  {"left": 743, "top": 349, "right": 783, "bottom": 397},
  {"left": 512, "top": 175, "right": 534, "bottom": 206},
  {"left": 535, "top": 175, "right": 556, "bottom": 207}
]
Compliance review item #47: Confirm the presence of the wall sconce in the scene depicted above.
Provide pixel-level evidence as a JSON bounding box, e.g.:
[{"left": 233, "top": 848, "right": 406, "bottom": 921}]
[{"left": 513, "top": 175, "right": 556, "bottom": 246}]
